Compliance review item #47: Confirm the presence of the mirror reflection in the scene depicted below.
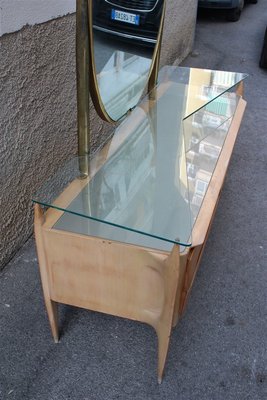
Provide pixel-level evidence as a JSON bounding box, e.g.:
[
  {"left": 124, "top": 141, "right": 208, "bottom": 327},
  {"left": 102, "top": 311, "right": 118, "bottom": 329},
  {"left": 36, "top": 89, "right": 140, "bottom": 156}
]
[{"left": 92, "top": 0, "right": 164, "bottom": 121}]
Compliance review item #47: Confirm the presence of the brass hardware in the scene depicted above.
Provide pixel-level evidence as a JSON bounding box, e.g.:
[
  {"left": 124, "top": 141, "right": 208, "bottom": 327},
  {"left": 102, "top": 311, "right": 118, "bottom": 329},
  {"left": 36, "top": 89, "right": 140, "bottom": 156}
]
[
  {"left": 87, "top": 0, "right": 116, "bottom": 123},
  {"left": 76, "top": 0, "right": 90, "bottom": 176}
]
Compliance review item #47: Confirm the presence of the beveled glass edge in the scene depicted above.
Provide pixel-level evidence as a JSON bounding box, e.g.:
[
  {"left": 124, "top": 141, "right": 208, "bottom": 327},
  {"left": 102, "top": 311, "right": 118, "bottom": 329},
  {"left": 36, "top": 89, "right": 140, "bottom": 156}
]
[
  {"left": 185, "top": 117, "right": 233, "bottom": 229},
  {"left": 32, "top": 66, "right": 248, "bottom": 249},
  {"left": 184, "top": 92, "right": 240, "bottom": 153},
  {"left": 158, "top": 66, "right": 248, "bottom": 120},
  {"left": 183, "top": 79, "right": 248, "bottom": 120},
  {"left": 33, "top": 200, "right": 192, "bottom": 248},
  {"left": 185, "top": 115, "right": 233, "bottom": 153}
]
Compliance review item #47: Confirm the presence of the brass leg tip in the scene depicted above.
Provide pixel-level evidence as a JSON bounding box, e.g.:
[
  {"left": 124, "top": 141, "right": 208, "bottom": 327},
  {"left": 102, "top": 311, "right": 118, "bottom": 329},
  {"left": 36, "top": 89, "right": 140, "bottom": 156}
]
[{"left": 158, "top": 377, "right": 162, "bottom": 385}]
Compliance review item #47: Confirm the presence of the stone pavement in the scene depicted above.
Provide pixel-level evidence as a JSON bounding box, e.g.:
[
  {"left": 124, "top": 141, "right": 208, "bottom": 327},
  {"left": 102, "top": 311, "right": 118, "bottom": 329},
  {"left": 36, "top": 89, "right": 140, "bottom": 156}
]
[{"left": 0, "top": 2, "right": 266, "bottom": 399}]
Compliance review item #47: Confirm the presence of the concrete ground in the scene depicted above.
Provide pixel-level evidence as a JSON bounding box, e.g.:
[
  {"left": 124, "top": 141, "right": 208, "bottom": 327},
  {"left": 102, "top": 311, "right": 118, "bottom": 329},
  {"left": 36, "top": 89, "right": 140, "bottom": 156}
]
[{"left": 1, "top": 2, "right": 266, "bottom": 400}]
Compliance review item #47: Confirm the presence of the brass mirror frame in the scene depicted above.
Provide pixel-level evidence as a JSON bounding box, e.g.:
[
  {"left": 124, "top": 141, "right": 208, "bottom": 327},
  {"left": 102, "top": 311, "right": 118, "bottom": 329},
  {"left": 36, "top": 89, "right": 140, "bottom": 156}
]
[
  {"left": 88, "top": 0, "right": 166, "bottom": 124},
  {"left": 76, "top": 0, "right": 166, "bottom": 176}
]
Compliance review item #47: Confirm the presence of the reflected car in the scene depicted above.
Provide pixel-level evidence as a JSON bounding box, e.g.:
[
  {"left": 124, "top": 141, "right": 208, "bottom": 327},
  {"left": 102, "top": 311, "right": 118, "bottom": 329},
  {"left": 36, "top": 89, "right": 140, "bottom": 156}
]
[
  {"left": 93, "top": 0, "right": 164, "bottom": 45},
  {"left": 198, "top": 0, "right": 258, "bottom": 22}
]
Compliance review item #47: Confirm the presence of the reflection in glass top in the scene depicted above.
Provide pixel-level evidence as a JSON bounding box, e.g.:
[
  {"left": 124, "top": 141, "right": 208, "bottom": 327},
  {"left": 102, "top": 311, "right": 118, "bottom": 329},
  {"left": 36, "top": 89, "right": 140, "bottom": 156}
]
[
  {"left": 34, "top": 82, "right": 191, "bottom": 248},
  {"left": 158, "top": 66, "right": 248, "bottom": 119},
  {"left": 33, "top": 66, "right": 246, "bottom": 250},
  {"left": 92, "top": 0, "right": 164, "bottom": 121},
  {"left": 187, "top": 118, "right": 233, "bottom": 228}
]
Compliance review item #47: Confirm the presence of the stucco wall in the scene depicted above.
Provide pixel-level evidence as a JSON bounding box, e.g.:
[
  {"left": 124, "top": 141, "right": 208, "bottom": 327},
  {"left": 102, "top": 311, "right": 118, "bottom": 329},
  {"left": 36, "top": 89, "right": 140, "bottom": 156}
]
[
  {"left": 162, "top": 0, "right": 198, "bottom": 66},
  {"left": 0, "top": 0, "right": 76, "bottom": 36},
  {"left": 0, "top": 0, "right": 197, "bottom": 269}
]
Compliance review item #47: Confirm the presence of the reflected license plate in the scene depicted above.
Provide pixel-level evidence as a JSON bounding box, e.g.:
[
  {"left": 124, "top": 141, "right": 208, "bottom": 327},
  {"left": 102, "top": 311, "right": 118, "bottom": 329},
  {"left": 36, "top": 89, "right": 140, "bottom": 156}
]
[{"left": 111, "top": 9, "right": 140, "bottom": 25}]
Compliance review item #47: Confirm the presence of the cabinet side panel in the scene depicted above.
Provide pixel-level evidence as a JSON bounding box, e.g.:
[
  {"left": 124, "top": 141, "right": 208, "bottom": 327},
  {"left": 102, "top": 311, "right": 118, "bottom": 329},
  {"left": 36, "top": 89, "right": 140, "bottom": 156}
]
[{"left": 43, "top": 228, "right": 170, "bottom": 327}]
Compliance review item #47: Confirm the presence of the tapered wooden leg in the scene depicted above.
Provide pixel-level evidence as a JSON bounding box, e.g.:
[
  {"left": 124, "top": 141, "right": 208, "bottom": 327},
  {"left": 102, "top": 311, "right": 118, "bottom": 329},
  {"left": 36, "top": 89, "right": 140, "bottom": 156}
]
[
  {"left": 155, "top": 244, "right": 181, "bottom": 383},
  {"left": 236, "top": 80, "right": 244, "bottom": 97},
  {"left": 179, "top": 246, "right": 202, "bottom": 317},
  {"left": 34, "top": 204, "right": 59, "bottom": 343},
  {"left": 44, "top": 298, "right": 59, "bottom": 343},
  {"left": 172, "top": 252, "right": 188, "bottom": 328},
  {"left": 156, "top": 322, "right": 173, "bottom": 384}
]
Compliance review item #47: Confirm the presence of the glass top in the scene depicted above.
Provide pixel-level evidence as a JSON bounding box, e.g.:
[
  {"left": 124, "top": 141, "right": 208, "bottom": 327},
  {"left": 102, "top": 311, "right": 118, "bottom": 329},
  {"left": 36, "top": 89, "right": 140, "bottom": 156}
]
[
  {"left": 33, "top": 66, "right": 247, "bottom": 250},
  {"left": 158, "top": 66, "right": 247, "bottom": 119}
]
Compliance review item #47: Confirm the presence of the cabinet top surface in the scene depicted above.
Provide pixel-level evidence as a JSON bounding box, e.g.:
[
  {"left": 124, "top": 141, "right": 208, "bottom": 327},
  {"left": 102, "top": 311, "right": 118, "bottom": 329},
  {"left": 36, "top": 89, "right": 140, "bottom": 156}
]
[{"left": 33, "top": 66, "right": 247, "bottom": 250}]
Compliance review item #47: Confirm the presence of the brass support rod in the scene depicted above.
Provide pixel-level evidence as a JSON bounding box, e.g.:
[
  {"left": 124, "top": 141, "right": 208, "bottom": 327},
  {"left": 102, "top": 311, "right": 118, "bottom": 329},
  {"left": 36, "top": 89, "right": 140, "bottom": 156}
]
[
  {"left": 148, "top": 0, "right": 166, "bottom": 94},
  {"left": 76, "top": 0, "right": 90, "bottom": 176},
  {"left": 148, "top": 43, "right": 161, "bottom": 95}
]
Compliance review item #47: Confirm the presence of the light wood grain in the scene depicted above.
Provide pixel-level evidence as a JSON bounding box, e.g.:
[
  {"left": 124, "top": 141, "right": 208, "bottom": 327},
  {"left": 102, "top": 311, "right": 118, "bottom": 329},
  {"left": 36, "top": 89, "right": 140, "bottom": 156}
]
[
  {"left": 36, "top": 212, "right": 182, "bottom": 381},
  {"left": 236, "top": 81, "right": 244, "bottom": 97},
  {"left": 34, "top": 204, "right": 59, "bottom": 343},
  {"left": 192, "top": 98, "right": 246, "bottom": 247},
  {"left": 34, "top": 95, "right": 246, "bottom": 382}
]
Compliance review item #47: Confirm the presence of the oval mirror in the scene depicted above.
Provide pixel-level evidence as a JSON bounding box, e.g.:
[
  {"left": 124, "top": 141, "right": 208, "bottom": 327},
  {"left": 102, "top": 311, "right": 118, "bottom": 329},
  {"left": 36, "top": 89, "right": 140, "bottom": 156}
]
[{"left": 89, "top": 0, "right": 165, "bottom": 122}]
